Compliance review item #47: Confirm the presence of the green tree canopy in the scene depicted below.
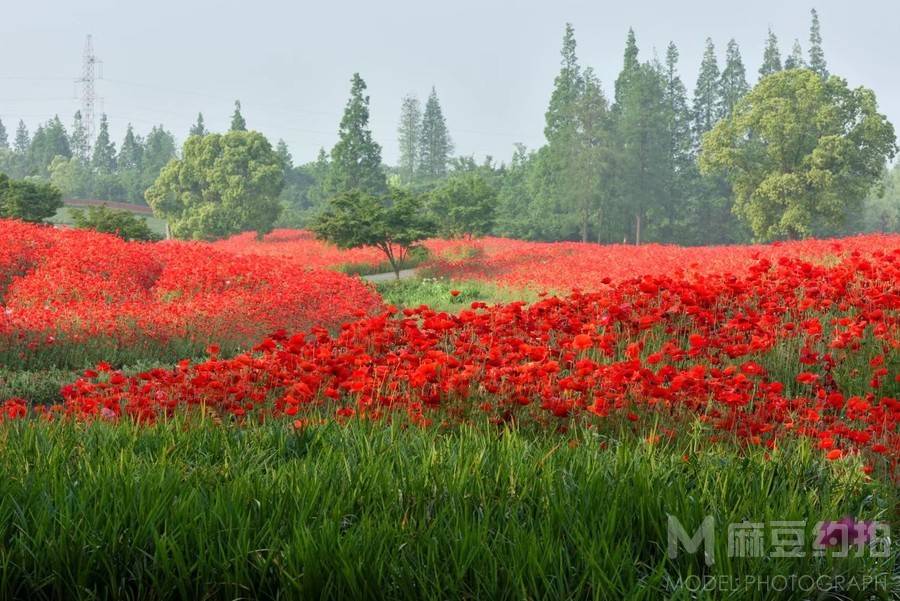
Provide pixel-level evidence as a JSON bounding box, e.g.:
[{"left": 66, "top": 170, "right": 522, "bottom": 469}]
[
  {"left": 230, "top": 101, "right": 247, "bottom": 132},
  {"left": 145, "top": 130, "right": 284, "bottom": 240},
  {"left": 808, "top": 9, "right": 828, "bottom": 78},
  {"left": 92, "top": 114, "right": 117, "bottom": 173},
  {"left": 759, "top": 29, "right": 782, "bottom": 78},
  {"left": 190, "top": 113, "right": 207, "bottom": 137},
  {"left": 700, "top": 69, "right": 897, "bottom": 240},
  {"left": 428, "top": 170, "right": 497, "bottom": 238},
  {"left": 312, "top": 187, "right": 435, "bottom": 278},
  {"left": 397, "top": 94, "right": 421, "bottom": 184},
  {"left": 417, "top": 87, "right": 453, "bottom": 181},
  {"left": 324, "top": 73, "right": 387, "bottom": 196},
  {"left": 0, "top": 173, "right": 62, "bottom": 223}
]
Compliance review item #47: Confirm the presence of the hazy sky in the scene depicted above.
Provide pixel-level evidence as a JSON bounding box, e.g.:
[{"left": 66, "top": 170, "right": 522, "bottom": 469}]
[{"left": 2, "top": 0, "right": 897, "bottom": 165}]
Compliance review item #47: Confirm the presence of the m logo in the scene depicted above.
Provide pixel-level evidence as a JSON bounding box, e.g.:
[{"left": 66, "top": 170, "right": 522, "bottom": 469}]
[{"left": 668, "top": 515, "right": 716, "bottom": 566}]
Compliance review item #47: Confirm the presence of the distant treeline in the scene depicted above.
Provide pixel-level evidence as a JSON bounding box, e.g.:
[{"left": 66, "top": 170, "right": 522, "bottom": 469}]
[{"left": 0, "top": 8, "right": 897, "bottom": 244}]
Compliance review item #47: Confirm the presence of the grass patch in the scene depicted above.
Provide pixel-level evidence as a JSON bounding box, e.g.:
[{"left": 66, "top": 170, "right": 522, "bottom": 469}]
[
  {"left": 49, "top": 206, "right": 168, "bottom": 237},
  {"left": 377, "top": 276, "right": 538, "bottom": 312},
  {"left": 0, "top": 420, "right": 892, "bottom": 600}
]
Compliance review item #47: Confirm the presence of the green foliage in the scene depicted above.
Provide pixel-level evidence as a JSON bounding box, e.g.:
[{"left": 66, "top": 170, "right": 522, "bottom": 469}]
[
  {"left": 27, "top": 116, "right": 71, "bottom": 177},
  {"left": 718, "top": 39, "right": 749, "bottom": 117},
  {"left": 377, "top": 276, "right": 536, "bottom": 312},
  {"left": 0, "top": 118, "right": 7, "bottom": 149},
  {"left": 324, "top": 74, "right": 387, "bottom": 197},
  {"left": 0, "top": 421, "right": 890, "bottom": 600},
  {"left": 701, "top": 69, "right": 897, "bottom": 240},
  {"left": 145, "top": 130, "right": 284, "bottom": 240},
  {"left": 91, "top": 114, "right": 116, "bottom": 173},
  {"left": 0, "top": 172, "right": 62, "bottom": 223},
  {"left": 312, "top": 187, "right": 435, "bottom": 277},
  {"left": 417, "top": 87, "right": 453, "bottom": 181},
  {"left": 397, "top": 94, "right": 421, "bottom": 184},
  {"left": 759, "top": 28, "right": 782, "bottom": 78},
  {"left": 428, "top": 170, "right": 497, "bottom": 238},
  {"left": 70, "top": 204, "right": 161, "bottom": 241},
  {"left": 230, "top": 100, "right": 246, "bottom": 131},
  {"left": 808, "top": 9, "right": 828, "bottom": 79},
  {"left": 189, "top": 112, "right": 207, "bottom": 137},
  {"left": 692, "top": 38, "right": 722, "bottom": 141}
]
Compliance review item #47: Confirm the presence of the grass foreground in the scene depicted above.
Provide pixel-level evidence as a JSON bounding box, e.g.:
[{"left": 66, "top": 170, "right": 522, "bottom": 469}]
[{"left": 0, "top": 419, "right": 894, "bottom": 600}]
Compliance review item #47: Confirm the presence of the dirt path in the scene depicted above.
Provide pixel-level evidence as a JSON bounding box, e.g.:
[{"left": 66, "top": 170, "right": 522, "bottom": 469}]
[{"left": 361, "top": 268, "right": 418, "bottom": 283}]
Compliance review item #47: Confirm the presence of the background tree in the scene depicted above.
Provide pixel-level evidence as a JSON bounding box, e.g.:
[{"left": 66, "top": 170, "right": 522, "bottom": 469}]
[
  {"left": 417, "top": 87, "right": 453, "bottom": 181},
  {"left": 230, "top": 101, "right": 246, "bottom": 132},
  {"left": 91, "top": 114, "right": 117, "bottom": 173},
  {"left": 808, "top": 8, "right": 828, "bottom": 78},
  {"left": 28, "top": 116, "right": 71, "bottom": 177},
  {"left": 759, "top": 29, "right": 782, "bottom": 78},
  {"left": 312, "top": 187, "right": 435, "bottom": 278},
  {"left": 660, "top": 42, "right": 697, "bottom": 243},
  {"left": 701, "top": 69, "right": 896, "bottom": 240},
  {"left": 70, "top": 111, "right": 89, "bottom": 162},
  {"left": 70, "top": 205, "right": 160, "bottom": 241},
  {"left": 718, "top": 39, "right": 749, "bottom": 117},
  {"left": 145, "top": 130, "right": 284, "bottom": 240},
  {"left": 784, "top": 40, "right": 805, "bottom": 69},
  {"left": 324, "top": 73, "right": 387, "bottom": 196},
  {"left": 692, "top": 38, "right": 721, "bottom": 145},
  {"left": 428, "top": 170, "right": 497, "bottom": 238},
  {"left": 190, "top": 113, "right": 207, "bottom": 137},
  {"left": 13, "top": 121, "right": 29, "bottom": 155},
  {"left": 0, "top": 173, "right": 62, "bottom": 222},
  {"left": 0, "top": 118, "right": 7, "bottom": 149},
  {"left": 397, "top": 94, "right": 421, "bottom": 184},
  {"left": 117, "top": 124, "right": 145, "bottom": 202}
]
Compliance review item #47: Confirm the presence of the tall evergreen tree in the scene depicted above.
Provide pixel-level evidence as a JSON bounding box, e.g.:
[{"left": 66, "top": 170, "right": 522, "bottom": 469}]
[
  {"left": 784, "top": 39, "right": 805, "bottom": 69},
  {"left": 692, "top": 38, "right": 722, "bottom": 144},
  {"left": 70, "top": 111, "right": 89, "bottom": 162},
  {"left": 190, "top": 113, "right": 207, "bottom": 137},
  {"left": 29, "top": 116, "right": 71, "bottom": 174},
  {"left": 660, "top": 42, "right": 696, "bottom": 241},
  {"left": 142, "top": 126, "right": 177, "bottom": 177},
  {"left": 14, "top": 121, "right": 29, "bottom": 154},
  {"left": 614, "top": 28, "right": 640, "bottom": 107},
  {"left": 396, "top": 94, "right": 422, "bottom": 183},
  {"left": 545, "top": 23, "right": 582, "bottom": 141},
  {"left": 275, "top": 139, "right": 293, "bottom": 169},
  {"left": 324, "top": 73, "right": 387, "bottom": 196},
  {"left": 417, "top": 87, "right": 453, "bottom": 181},
  {"left": 118, "top": 124, "right": 143, "bottom": 170},
  {"left": 808, "top": 8, "right": 828, "bottom": 78},
  {"left": 91, "top": 114, "right": 116, "bottom": 172},
  {"left": 230, "top": 101, "right": 247, "bottom": 132},
  {"left": 718, "top": 39, "right": 749, "bottom": 116},
  {"left": 0, "top": 118, "right": 7, "bottom": 149},
  {"left": 759, "top": 28, "right": 782, "bottom": 78},
  {"left": 615, "top": 61, "right": 669, "bottom": 244}
]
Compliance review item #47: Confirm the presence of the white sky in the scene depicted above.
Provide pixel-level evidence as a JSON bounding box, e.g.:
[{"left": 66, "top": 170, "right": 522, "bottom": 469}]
[{"left": 1, "top": 0, "right": 897, "bottom": 165}]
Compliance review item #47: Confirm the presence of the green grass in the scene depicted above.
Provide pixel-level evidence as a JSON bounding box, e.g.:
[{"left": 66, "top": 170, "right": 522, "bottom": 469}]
[
  {"left": 49, "top": 206, "right": 168, "bottom": 237},
  {"left": 377, "top": 276, "right": 538, "bottom": 313},
  {"left": 0, "top": 420, "right": 893, "bottom": 600}
]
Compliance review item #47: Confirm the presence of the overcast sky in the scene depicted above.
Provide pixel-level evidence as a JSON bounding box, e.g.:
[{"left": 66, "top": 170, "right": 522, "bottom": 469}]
[{"left": 1, "top": 0, "right": 897, "bottom": 166}]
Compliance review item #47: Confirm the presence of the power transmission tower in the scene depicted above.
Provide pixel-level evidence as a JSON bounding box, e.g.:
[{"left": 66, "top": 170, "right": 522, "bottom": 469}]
[{"left": 77, "top": 35, "right": 101, "bottom": 153}]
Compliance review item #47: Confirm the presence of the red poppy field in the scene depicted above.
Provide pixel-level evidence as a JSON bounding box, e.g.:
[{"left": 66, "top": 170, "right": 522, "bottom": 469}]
[
  {"left": 0, "top": 219, "right": 897, "bottom": 599},
  {"left": 1, "top": 220, "right": 897, "bottom": 474}
]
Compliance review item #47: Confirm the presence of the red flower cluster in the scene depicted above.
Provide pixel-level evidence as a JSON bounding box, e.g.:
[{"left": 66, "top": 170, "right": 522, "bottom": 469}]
[
  {"left": 212, "top": 229, "right": 388, "bottom": 269},
  {"left": 423, "top": 234, "right": 900, "bottom": 290},
  {"left": 0, "top": 220, "right": 382, "bottom": 364},
  {"left": 9, "top": 241, "right": 894, "bottom": 472}
]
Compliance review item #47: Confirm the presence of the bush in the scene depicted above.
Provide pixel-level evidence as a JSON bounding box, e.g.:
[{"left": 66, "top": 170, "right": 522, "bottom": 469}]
[
  {"left": 0, "top": 172, "right": 63, "bottom": 223},
  {"left": 70, "top": 204, "right": 161, "bottom": 241}
]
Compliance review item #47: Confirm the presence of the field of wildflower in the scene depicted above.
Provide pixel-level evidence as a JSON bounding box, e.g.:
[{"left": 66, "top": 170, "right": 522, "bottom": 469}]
[{"left": 0, "top": 219, "right": 896, "bottom": 600}]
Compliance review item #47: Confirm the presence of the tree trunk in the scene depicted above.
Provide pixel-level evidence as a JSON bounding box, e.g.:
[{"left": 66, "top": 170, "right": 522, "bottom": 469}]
[{"left": 635, "top": 213, "right": 642, "bottom": 246}]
